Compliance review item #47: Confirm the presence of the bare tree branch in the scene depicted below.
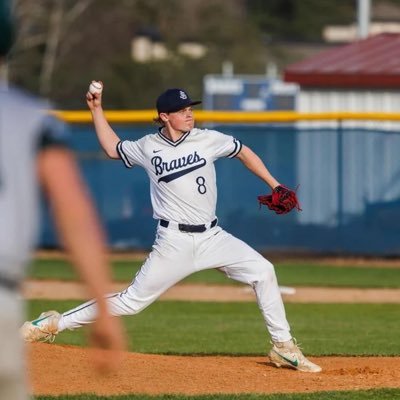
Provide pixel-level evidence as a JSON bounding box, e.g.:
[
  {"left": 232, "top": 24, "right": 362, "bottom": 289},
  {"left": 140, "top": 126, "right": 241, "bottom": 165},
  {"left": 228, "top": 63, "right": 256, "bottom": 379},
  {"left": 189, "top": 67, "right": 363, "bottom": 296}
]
[
  {"left": 64, "top": 0, "right": 93, "bottom": 26},
  {"left": 39, "top": 0, "right": 64, "bottom": 96}
]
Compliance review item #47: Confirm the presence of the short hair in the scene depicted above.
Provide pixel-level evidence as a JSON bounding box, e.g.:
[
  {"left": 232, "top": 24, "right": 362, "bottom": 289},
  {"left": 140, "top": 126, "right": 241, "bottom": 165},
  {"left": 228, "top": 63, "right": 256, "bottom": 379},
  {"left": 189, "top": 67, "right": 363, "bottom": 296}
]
[
  {"left": 0, "top": 0, "right": 14, "bottom": 57},
  {"left": 153, "top": 115, "right": 165, "bottom": 126}
]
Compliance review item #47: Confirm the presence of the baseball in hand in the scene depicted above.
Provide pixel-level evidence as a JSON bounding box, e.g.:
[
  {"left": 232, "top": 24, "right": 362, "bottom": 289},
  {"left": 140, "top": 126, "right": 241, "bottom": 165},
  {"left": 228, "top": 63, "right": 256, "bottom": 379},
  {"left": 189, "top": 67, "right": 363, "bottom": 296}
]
[{"left": 89, "top": 81, "right": 103, "bottom": 95}]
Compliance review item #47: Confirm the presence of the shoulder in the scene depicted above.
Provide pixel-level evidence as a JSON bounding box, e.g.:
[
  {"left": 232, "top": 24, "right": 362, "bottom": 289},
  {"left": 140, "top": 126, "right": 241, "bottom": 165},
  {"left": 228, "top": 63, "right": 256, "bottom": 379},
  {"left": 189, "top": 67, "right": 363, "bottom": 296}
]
[
  {"left": 0, "top": 84, "right": 49, "bottom": 115},
  {"left": 191, "top": 128, "right": 224, "bottom": 137},
  {"left": 120, "top": 132, "right": 158, "bottom": 154},
  {"left": 123, "top": 132, "right": 157, "bottom": 146},
  {"left": 38, "top": 115, "right": 69, "bottom": 150},
  {"left": 0, "top": 84, "right": 59, "bottom": 144},
  {"left": 144, "top": 132, "right": 159, "bottom": 142}
]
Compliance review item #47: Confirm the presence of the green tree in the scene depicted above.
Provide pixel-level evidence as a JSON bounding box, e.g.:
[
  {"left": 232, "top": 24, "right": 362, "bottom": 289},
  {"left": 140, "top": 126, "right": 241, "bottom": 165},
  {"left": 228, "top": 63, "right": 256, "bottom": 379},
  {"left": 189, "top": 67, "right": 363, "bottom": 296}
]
[{"left": 246, "top": 0, "right": 355, "bottom": 41}]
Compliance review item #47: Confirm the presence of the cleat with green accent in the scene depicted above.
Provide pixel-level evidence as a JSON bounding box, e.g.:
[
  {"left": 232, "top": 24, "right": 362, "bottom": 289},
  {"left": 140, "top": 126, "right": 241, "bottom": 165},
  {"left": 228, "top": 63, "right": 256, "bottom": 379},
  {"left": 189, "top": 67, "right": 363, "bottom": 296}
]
[
  {"left": 21, "top": 310, "right": 60, "bottom": 343},
  {"left": 268, "top": 338, "right": 322, "bottom": 373}
]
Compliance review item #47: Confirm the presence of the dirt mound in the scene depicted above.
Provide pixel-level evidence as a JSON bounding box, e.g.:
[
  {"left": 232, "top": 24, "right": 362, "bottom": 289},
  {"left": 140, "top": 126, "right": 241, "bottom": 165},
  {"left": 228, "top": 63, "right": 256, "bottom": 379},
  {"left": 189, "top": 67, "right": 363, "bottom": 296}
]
[{"left": 27, "top": 343, "right": 400, "bottom": 396}]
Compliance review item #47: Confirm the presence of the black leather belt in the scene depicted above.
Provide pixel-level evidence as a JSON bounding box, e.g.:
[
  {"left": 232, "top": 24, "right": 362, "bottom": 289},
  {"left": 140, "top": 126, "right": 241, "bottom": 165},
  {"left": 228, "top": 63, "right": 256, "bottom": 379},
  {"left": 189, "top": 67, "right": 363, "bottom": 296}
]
[
  {"left": 0, "top": 275, "right": 20, "bottom": 292},
  {"left": 160, "top": 218, "right": 218, "bottom": 233}
]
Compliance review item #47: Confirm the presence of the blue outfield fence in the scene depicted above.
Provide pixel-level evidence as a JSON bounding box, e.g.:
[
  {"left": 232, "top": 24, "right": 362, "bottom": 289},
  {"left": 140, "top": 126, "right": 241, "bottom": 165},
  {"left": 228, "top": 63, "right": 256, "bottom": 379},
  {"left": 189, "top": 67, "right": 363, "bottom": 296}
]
[{"left": 40, "top": 124, "right": 400, "bottom": 256}]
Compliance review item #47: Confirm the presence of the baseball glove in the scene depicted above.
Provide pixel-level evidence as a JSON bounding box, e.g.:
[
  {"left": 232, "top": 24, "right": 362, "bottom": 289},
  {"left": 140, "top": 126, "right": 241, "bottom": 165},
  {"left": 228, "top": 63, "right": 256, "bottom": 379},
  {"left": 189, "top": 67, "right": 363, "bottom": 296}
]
[{"left": 258, "top": 185, "right": 301, "bottom": 215}]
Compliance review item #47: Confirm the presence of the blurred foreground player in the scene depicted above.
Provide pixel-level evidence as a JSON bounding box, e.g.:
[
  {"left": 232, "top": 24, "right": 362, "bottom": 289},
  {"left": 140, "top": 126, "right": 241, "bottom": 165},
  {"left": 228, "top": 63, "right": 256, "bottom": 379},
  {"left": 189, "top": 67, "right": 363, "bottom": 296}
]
[{"left": 0, "top": 2, "right": 125, "bottom": 399}]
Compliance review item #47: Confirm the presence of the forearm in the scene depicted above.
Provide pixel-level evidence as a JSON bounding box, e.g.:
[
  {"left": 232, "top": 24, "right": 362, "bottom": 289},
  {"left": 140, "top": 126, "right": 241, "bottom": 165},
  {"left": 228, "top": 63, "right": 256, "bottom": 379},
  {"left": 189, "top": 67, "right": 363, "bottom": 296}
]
[
  {"left": 91, "top": 107, "right": 120, "bottom": 159},
  {"left": 236, "top": 145, "right": 280, "bottom": 189}
]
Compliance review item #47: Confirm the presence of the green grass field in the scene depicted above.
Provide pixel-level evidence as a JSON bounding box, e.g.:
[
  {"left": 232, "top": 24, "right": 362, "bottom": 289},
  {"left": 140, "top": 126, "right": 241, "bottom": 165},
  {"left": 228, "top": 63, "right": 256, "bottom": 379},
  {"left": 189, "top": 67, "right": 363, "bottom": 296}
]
[
  {"left": 29, "top": 258, "right": 400, "bottom": 400},
  {"left": 33, "top": 388, "right": 400, "bottom": 400},
  {"left": 27, "top": 300, "right": 400, "bottom": 356},
  {"left": 28, "top": 259, "right": 400, "bottom": 288}
]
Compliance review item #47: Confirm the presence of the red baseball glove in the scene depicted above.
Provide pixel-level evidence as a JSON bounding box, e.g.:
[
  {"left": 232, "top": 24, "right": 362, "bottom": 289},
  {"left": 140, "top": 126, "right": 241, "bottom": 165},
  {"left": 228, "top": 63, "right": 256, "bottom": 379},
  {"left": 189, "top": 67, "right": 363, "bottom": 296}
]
[{"left": 258, "top": 185, "right": 301, "bottom": 215}]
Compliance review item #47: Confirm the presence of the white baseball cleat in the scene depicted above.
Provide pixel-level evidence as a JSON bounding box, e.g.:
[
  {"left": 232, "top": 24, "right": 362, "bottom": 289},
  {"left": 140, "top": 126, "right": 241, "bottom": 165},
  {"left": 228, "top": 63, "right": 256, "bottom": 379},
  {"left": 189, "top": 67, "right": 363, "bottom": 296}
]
[
  {"left": 268, "top": 338, "right": 322, "bottom": 373},
  {"left": 21, "top": 310, "right": 61, "bottom": 343}
]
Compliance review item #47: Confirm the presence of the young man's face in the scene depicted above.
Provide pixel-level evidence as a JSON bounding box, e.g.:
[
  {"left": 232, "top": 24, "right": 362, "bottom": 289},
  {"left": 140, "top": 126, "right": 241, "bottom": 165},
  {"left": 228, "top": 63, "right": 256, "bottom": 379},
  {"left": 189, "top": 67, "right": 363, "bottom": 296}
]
[{"left": 163, "top": 107, "right": 195, "bottom": 132}]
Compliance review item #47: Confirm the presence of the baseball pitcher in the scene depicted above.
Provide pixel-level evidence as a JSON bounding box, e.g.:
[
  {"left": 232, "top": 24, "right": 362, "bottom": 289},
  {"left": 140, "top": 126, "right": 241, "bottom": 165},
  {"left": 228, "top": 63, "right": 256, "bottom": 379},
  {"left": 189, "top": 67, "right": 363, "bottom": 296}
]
[{"left": 23, "top": 85, "right": 321, "bottom": 373}]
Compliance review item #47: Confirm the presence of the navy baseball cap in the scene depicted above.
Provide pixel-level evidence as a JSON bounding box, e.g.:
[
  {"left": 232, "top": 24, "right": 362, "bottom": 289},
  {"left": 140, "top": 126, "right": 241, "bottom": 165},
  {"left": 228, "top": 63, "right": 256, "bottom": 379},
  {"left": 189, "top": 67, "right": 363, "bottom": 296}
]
[
  {"left": 156, "top": 88, "right": 201, "bottom": 113},
  {"left": 0, "top": 0, "right": 14, "bottom": 57}
]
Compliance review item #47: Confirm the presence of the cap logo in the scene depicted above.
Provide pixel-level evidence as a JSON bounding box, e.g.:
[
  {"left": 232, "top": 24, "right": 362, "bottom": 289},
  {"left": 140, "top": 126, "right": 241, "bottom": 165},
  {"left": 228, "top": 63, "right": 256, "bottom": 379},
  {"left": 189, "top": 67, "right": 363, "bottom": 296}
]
[{"left": 179, "top": 91, "right": 188, "bottom": 100}]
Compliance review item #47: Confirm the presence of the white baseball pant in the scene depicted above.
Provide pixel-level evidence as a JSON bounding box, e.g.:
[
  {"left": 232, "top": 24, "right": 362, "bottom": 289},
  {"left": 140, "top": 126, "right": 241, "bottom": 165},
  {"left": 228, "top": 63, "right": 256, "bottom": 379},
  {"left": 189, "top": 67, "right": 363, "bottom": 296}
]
[{"left": 58, "top": 224, "right": 292, "bottom": 343}]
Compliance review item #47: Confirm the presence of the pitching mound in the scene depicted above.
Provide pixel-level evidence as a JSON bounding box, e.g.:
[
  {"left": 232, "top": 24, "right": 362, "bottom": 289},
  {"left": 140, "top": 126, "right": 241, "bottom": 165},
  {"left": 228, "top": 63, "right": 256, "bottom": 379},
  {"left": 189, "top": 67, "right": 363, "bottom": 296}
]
[{"left": 27, "top": 343, "right": 400, "bottom": 396}]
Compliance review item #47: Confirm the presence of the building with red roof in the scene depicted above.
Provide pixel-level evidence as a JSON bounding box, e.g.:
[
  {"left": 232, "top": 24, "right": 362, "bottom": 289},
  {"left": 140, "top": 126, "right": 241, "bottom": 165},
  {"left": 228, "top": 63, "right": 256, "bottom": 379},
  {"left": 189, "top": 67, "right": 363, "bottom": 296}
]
[
  {"left": 285, "top": 33, "right": 400, "bottom": 89},
  {"left": 284, "top": 33, "right": 400, "bottom": 115},
  {"left": 282, "top": 33, "right": 400, "bottom": 231}
]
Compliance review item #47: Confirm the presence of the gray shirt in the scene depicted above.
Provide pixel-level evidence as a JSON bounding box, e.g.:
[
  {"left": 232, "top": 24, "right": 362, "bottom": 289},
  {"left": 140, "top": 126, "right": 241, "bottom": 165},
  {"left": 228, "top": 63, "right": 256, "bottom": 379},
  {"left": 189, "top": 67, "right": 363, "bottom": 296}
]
[{"left": 0, "top": 83, "right": 67, "bottom": 281}]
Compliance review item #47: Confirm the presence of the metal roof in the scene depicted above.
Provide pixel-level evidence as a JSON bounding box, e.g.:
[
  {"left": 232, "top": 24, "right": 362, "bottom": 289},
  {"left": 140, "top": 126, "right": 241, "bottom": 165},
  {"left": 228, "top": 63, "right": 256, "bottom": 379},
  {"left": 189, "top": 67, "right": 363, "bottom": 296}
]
[{"left": 284, "top": 33, "right": 400, "bottom": 88}]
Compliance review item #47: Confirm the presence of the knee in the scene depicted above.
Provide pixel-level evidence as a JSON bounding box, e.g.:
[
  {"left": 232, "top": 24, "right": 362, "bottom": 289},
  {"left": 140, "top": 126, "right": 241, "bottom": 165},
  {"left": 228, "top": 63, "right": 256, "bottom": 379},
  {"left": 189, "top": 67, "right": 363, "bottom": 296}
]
[{"left": 255, "top": 259, "right": 278, "bottom": 284}]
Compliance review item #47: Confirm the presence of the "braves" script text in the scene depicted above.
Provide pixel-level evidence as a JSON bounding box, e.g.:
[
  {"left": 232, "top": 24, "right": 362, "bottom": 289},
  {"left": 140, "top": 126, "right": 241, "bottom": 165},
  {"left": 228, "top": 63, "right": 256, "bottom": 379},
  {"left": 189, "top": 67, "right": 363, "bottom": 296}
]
[{"left": 151, "top": 151, "right": 205, "bottom": 176}]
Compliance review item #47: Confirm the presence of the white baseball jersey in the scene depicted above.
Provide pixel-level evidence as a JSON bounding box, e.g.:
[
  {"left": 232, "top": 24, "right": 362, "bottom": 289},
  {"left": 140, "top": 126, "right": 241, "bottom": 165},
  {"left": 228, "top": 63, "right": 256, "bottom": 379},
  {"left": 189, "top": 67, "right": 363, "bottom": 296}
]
[{"left": 116, "top": 128, "right": 242, "bottom": 224}]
